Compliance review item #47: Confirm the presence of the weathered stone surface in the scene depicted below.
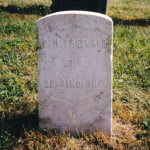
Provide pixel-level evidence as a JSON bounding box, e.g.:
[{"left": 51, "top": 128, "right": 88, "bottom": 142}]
[
  {"left": 51, "top": 0, "right": 108, "bottom": 14},
  {"left": 36, "top": 11, "right": 113, "bottom": 135}
]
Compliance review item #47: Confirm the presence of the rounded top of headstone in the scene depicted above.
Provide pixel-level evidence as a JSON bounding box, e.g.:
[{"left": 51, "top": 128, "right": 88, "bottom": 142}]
[{"left": 36, "top": 11, "right": 112, "bottom": 24}]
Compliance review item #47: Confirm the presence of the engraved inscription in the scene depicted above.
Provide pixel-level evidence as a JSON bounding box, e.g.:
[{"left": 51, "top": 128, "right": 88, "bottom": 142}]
[
  {"left": 45, "top": 79, "right": 103, "bottom": 88},
  {"left": 64, "top": 58, "right": 86, "bottom": 67},
  {"left": 44, "top": 38, "right": 106, "bottom": 48}
]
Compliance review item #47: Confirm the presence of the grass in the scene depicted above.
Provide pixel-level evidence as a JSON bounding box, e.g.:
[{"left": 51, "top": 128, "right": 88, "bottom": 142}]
[
  {"left": 0, "top": 0, "right": 150, "bottom": 149},
  {"left": 0, "top": 0, "right": 52, "bottom": 15}
]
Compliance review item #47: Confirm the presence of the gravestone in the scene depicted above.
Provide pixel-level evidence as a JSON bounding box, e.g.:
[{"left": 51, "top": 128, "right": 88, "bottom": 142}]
[
  {"left": 36, "top": 11, "right": 113, "bottom": 135},
  {"left": 51, "top": 0, "right": 108, "bottom": 14}
]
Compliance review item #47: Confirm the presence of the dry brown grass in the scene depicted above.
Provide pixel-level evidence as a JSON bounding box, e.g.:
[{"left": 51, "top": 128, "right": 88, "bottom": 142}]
[{"left": 0, "top": 97, "right": 149, "bottom": 149}]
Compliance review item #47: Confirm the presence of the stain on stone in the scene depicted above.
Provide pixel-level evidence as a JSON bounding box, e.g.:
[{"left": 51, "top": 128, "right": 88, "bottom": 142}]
[
  {"left": 96, "top": 94, "right": 101, "bottom": 99},
  {"left": 55, "top": 33, "right": 61, "bottom": 38},
  {"left": 39, "top": 117, "right": 51, "bottom": 124},
  {"left": 94, "top": 116, "right": 103, "bottom": 123},
  {"left": 48, "top": 25, "right": 52, "bottom": 32},
  {"left": 95, "top": 92, "right": 103, "bottom": 99}
]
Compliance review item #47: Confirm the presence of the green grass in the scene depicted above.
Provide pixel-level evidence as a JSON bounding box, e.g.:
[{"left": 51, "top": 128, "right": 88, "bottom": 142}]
[
  {"left": 113, "top": 25, "right": 150, "bottom": 91},
  {"left": 0, "top": 0, "right": 52, "bottom": 15},
  {"left": 0, "top": 0, "right": 150, "bottom": 149},
  {"left": 0, "top": 12, "right": 38, "bottom": 103}
]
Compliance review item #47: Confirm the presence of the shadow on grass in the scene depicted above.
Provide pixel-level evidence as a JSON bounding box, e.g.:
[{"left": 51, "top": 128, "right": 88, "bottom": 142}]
[
  {"left": 113, "top": 17, "right": 150, "bottom": 27},
  {"left": 0, "top": 4, "right": 52, "bottom": 16},
  {"left": 0, "top": 4, "right": 150, "bottom": 27},
  {"left": 0, "top": 106, "right": 38, "bottom": 138}
]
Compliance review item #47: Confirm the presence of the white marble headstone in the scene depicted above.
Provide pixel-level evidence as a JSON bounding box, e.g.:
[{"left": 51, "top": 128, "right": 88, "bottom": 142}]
[{"left": 36, "top": 11, "right": 113, "bottom": 135}]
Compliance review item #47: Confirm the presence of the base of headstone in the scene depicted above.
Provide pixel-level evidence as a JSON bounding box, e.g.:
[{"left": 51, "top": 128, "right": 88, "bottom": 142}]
[{"left": 36, "top": 11, "right": 113, "bottom": 136}]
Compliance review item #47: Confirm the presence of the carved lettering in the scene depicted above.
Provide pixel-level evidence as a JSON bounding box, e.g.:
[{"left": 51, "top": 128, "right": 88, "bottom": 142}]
[
  {"left": 70, "top": 39, "right": 75, "bottom": 47},
  {"left": 87, "top": 79, "right": 103, "bottom": 88},
  {"left": 77, "top": 39, "right": 81, "bottom": 47},
  {"left": 70, "top": 79, "right": 76, "bottom": 87},
  {"left": 45, "top": 79, "right": 49, "bottom": 88},
  {"left": 102, "top": 40, "right": 106, "bottom": 47},
  {"left": 45, "top": 79, "right": 103, "bottom": 88},
  {"left": 77, "top": 80, "right": 82, "bottom": 87},
  {"left": 70, "top": 59, "right": 74, "bottom": 67},
  {"left": 97, "top": 39, "right": 102, "bottom": 47},
  {"left": 56, "top": 79, "right": 60, "bottom": 87},
  {"left": 61, "top": 79, "right": 65, "bottom": 86},
  {"left": 79, "top": 58, "right": 84, "bottom": 67},
  {"left": 50, "top": 79, "right": 55, "bottom": 88},
  {"left": 46, "top": 38, "right": 106, "bottom": 48},
  {"left": 64, "top": 58, "right": 86, "bottom": 67},
  {"left": 65, "top": 39, "right": 69, "bottom": 47},
  {"left": 92, "top": 79, "right": 97, "bottom": 87},
  {"left": 54, "top": 39, "right": 61, "bottom": 47},
  {"left": 81, "top": 39, "right": 86, "bottom": 47},
  {"left": 67, "top": 79, "right": 70, "bottom": 87}
]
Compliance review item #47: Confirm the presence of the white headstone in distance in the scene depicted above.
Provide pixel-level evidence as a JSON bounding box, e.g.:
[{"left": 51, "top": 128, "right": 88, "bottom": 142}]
[{"left": 36, "top": 11, "right": 113, "bottom": 135}]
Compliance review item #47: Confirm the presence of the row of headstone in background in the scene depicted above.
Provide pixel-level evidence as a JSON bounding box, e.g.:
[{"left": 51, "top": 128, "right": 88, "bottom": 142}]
[{"left": 51, "top": 0, "right": 108, "bottom": 14}]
